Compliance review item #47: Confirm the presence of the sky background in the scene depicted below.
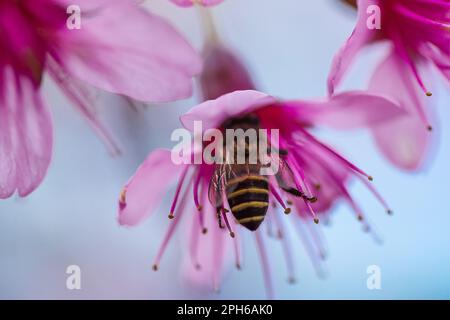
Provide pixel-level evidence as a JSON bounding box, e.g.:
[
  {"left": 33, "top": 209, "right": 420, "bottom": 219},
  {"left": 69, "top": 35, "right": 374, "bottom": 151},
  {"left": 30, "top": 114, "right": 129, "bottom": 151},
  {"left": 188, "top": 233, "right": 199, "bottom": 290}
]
[{"left": 0, "top": 0, "right": 449, "bottom": 299}]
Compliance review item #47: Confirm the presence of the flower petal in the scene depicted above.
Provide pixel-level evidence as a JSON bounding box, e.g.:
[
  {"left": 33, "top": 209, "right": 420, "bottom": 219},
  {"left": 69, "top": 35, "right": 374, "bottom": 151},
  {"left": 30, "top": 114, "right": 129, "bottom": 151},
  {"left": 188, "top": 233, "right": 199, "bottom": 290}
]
[
  {"left": 0, "top": 69, "right": 53, "bottom": 198},
  {"left": 51, "top": 1, "right": 202, "bottom": 102},
  {"left": 181, "top": 203, "right": 232, "bottom": 291},
  {"left": 118, "top": 149, "right": 185, "bottom": 226},
  {"left": 285, "top": 91, "right": 406, "bottom": 129},
  {"left": 368, "top": 51, "right": 433, "bottom": 170},
  {"left": 180, "top": 90, "right": 277, "bottom": 132},
  {"left": 327, "top": 0, "right": 377, "bottom": 95},
  {"left": 170, "top": 0, "right": 224, "bottom": 7}
]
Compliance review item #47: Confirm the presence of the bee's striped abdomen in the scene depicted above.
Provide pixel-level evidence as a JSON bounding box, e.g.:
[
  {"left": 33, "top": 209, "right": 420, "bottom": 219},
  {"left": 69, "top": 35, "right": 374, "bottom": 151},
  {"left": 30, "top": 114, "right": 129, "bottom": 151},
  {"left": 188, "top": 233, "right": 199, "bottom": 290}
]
[{"left": 226, "top": 175, "right": 269, "bottom": 231}]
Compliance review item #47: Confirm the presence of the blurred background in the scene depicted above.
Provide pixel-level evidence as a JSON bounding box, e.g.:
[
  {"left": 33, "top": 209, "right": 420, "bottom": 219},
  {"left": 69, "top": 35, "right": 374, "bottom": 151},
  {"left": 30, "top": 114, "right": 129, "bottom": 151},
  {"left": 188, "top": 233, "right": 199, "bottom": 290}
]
[{"left": 0, "top": 0, "right": 449, "bottom": 299}]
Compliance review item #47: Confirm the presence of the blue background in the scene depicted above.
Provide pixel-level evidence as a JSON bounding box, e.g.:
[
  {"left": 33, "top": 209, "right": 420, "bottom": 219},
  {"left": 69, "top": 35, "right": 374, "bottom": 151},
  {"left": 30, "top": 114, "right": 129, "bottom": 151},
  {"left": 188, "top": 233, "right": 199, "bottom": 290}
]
[{"left": 0, "top": 0, "right": 449, "bottom": 299}]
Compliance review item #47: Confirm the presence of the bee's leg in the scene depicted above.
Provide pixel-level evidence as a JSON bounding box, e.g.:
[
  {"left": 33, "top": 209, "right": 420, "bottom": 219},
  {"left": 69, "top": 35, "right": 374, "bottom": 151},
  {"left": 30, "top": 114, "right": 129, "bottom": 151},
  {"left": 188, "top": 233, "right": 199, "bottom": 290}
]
[
  {"left": 216, "top": 207, "right": 225, "bottom": 229},
  {"left": 282, "top": 187, "right": 317, "bottom": 203},
  {"left": 266, "top": 147, "right": 288, "bottom": 158}
]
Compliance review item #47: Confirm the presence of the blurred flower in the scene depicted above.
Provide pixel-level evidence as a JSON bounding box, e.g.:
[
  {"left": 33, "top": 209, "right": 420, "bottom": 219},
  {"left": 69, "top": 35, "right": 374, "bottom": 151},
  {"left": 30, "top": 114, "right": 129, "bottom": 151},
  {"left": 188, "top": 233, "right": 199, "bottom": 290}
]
[
  {"left": 0, "top": 0, "right": 201, "bottom": 198},
  {"left": 119, "top": 43, "right": 403, "bottom": 296},
  {"left": 330, "top": 0, "right": 450, "bottom": 170},
  {"left": 170, "top": 0, "right": 224, "bottom": 7}
]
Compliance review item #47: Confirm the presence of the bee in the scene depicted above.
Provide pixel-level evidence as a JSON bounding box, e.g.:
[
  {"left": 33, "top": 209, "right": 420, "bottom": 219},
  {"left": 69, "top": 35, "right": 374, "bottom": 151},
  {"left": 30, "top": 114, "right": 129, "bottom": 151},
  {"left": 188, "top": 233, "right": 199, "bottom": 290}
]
[{"left": 208, "top": 114, "right": 316, "bottom": 232}]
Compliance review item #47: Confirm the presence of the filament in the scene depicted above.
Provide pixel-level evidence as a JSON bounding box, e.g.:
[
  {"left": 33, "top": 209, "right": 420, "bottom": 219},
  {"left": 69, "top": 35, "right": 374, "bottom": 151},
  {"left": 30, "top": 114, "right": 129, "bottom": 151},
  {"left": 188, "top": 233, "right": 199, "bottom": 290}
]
[
  {"left": 168, "top": 166, "right": 189, "bottom": 219},
  {"left": 255, "top": 231, "right": 274, "bottom": 299}
]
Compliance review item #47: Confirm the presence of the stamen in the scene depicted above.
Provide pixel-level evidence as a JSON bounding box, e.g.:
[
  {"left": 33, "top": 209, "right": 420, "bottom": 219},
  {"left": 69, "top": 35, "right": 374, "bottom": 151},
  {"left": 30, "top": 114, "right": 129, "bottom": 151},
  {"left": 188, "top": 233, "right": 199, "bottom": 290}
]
[
  {"left": 293, "top": 218, "right": 327, "bottom": 278},
  {"left": 305, "top": 221, "right": 328, "bottom": 260},
  {"left": 346, "top": 196, "right": 383, "bottom": 244},
  {"left": 390, "top": 30, "right": 433, "bottom": 129},
  {"left": 221, "top": 208, "right": 235, "bottom": 238},
  {"left": 300, "top": 128, "right": 373, "bottom": 181},
  {"left": 168, "top": 166, "right": 189, "bottom": 220},
  {"left": 193, "top": 167, "right": 203, "bottom": 211},
  {"left": 255, "top": 231, "right": 274, "bottom": 299},
  {"left": 305, "top": 200, "right": 320, "bottom": 224},
  {"left": 152, "top": 177, "right": 192, "bottom": 270},
  {"left": 189, "top": 215, "right": 202, "bottom": 271},
  {"left": 266, "top": 214, "right": 275, "bottom": 238},
  {"left": 119, "top": 187, "right": 127, "bottom": 210},
  {"left": 269, "top": 179, "right": 291, "bottom": 214},
  {"left": 197, "top": 180, "right": 207, "bottom": 234},
  {"left": 232, "top": 232, "right": 242, "bottom": 270},
  {"left": 273, "top": 211, "right": 297, "bottom": 284},
  {"left": 357, "top": 175, "right": 393, "bottom": 215}
]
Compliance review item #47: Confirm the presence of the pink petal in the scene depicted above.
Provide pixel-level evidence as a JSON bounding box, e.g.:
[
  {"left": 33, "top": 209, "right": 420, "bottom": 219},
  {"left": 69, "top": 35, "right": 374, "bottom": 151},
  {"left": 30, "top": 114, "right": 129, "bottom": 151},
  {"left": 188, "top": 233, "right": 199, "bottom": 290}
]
[
  {"left": 423, "top": 44, "right": 450, "bottom": 83},
  {"left": 327, "top": 0, "right": 377, "bottom": 95},
  {"left": 118, "top": 149, "right": 185, "bottom": 226},
  {"left": 371, "top": 116, "right": 429, "bottom": 171},
  {"left": 170, "top": 0, "right": 224, "bottom": 7},
  {"left": 180, "top": 90, "right": 277, "bottom": 131},
  {"left": 285, "top": 91, "right": 406, "bottom": 129},
  {"left": 181, "top": 203, "right": 232, "bottom": 291},
  {"left": 0, "top": 69, "right": 53, "bottom": 198},
  {"left": 368, "top": 51, "right": 432, "bottom": 170},
  {"left": 51, "top": 1, "right": 202, "bottom": 102}
]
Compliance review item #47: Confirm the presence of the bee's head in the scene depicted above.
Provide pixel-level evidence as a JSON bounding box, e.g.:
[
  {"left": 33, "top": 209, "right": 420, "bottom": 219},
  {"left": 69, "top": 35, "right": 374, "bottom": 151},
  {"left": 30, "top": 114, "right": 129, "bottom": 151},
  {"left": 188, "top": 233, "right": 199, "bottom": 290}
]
[{"left": 222, "top": 113, "right": 260, "bottom": 130}]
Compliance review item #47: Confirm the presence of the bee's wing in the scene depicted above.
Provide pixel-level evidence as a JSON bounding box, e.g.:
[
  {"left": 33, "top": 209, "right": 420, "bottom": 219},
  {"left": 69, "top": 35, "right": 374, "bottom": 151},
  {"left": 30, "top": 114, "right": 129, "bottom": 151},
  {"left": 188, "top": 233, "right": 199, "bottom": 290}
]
[
  {"left": 273, "top": 157, "right": 296, "bottom": 191},
  {"left": 208, "top": 163, "right": 250, "bottom": 208}
]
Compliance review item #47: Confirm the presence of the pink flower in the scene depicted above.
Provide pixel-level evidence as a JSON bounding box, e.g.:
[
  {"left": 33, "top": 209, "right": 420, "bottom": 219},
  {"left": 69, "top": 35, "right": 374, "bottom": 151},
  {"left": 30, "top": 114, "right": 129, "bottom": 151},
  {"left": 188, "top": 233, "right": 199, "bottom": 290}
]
[
  {"left": 0, "top": 0, "right": 201, "bottom": 198},
  {"left": 329, "top": 0, "right": 450, "bottom": 170},
  {"left": 119, "top": 44, "right": 403, "bottom": 296},
  {"left": 170, "top": 0, "right": 224, "bottom": 7}
]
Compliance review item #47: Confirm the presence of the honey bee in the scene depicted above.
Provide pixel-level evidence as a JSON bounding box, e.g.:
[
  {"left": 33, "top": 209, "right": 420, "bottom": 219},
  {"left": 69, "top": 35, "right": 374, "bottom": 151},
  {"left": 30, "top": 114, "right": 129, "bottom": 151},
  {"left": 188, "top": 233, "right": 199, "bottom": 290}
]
[{"left": 208, "top": 114, "right": 316, "bottom": 231}]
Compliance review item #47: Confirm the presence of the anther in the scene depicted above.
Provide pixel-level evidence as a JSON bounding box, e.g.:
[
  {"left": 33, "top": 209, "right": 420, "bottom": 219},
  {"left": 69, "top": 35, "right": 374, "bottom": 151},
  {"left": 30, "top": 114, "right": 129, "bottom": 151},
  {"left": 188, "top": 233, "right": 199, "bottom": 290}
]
[
  {"left": 284, "top": 207, "right": 291, "bottom": 214},
  {"left": 195, "top": 263, "right": 201, "bottom": 270},
  {"left": 197, "top": 205, "right": 203, "bottom": 211},
  {"left": 314, "top": 218, "right": 320, "bottom": 224},
  {"left": 288, "top": 277, "right": 296, "bottom": 284},
  {"left": 357, "top": 214, "right": 364, "bottom": 221},
  {"left": 230, "top": 231, "right": 235, "bottom": 238},
  {"left": 426, "top": 92, "right": 433, "bottom": 97},
  {"left": 202, "top": 228, "right": 208, "bottom": 234},
  {"left": 119, "top": 189, "right": 126, "bottom": 204},
  {"left": 152, "top": 264, "right": 158, "bottom": 271},
  {"left": 427, "top": 125, "right": 433, "bottom": 132},
  {"left": 387, "top": 209, "right": 393, "bottom": 215},
  {"left": 308, "top": 196, "right": 318, "bottom": 203},
  {"left": 168, "top": 213, "right": 174, "bottom": 219},
  {"left": 236, "top": 263, "right": 242, "bottom": 270},
  {"left": 287, "top": 200, "right": 293, "bottom": 205},
  {"left": 368, "top": 176, "right": 374, "bottom": 182}
]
